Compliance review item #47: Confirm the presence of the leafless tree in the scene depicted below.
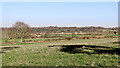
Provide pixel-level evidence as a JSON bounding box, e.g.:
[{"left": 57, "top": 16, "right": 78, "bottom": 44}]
[{"left": 8, "top": 21, "right": 32, "bottom": 43}]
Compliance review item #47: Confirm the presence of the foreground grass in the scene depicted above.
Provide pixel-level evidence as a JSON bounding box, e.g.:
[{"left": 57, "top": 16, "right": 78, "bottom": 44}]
[{"left": 2, "top": 38, "right": 119, "bottom": 66}]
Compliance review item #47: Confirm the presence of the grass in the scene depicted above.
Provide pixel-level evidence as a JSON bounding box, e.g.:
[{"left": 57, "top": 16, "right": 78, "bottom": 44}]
[
  {"left": 2, "top": 38, "right": 119, "bottom": 66},
  {"left": 55, "top": 34, "right": 92, "bottom": 37},
  {"left": 0, "top": 34, "right": 117, "bottom": 44},
  {"left": 55, "top": 34, "right": 118, "bottom": 38},
  {"left": 0, "top": 38, "right": 59, "bottom": 44},
  {"left": 104, "top": 34, "right": 118, "bottom": 37}
]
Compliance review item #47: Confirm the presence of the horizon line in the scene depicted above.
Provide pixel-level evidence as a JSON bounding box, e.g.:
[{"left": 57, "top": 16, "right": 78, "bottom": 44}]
[{"left": 0, "top": 26, "right": 118, "bottom": 28}]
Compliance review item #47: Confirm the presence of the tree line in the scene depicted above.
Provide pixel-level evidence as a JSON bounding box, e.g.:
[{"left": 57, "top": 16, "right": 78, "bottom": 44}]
[{"left": 1, "top": 21, "right": 118, "bottom": 43}]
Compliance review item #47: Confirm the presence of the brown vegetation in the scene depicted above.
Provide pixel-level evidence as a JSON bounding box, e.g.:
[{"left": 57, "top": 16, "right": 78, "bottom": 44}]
[{"left": 65, "top": 37, "right": 73, "bottom": 41}]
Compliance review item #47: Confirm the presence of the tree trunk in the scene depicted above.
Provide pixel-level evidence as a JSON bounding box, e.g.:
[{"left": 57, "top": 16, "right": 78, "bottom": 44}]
[{"left": 20, "top": 37, "right": 23, "bottom": 43}]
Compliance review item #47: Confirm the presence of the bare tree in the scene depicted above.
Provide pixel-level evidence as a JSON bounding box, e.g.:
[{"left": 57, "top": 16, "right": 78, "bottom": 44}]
[{"left": 8, "top": 21, "right": 32, "bottom": 43}]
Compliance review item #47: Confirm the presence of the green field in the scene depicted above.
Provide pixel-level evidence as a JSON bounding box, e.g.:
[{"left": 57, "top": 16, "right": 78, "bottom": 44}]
[
  {"left": 0, "top": 38, "right": 58, "bottom": 44},
  {"left": 55, "top": 34, "right": 92, "bottom": 37},
  {"left": 1, "top": 38, "right": 119, "bottom": 66},
  {"left": 55, "top": 34, "right": 118, "bottom": 37},
  {"left": 0, "top": 34, "right": 118, "bottom": 44}
]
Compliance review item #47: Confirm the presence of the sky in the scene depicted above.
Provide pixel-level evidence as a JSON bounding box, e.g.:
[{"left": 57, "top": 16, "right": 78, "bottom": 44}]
[{"left": 2, "top": 2, "right": 118, "bottom": 27}]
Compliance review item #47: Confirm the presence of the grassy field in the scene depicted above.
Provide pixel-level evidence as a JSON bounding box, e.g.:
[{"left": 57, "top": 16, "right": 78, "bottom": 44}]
[
  {"left": 0, "top": 34, "right": 118, "bottom": 44},
  {"left": 55, "top": 34, "right": 92, "bottom": 37},
  {"left": 1, "top": 38, "right": 119, "bottom": 66},
  {"left": 55, "top": 34, "right": 118, "bottom": 37},
  {"left": 1, "top": 38, "right": 59, "bottom": 44}
]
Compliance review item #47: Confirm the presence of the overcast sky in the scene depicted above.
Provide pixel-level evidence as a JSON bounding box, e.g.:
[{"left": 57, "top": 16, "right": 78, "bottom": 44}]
[{"left": 2, "top": 2, "right": 118, "bottom": 27}]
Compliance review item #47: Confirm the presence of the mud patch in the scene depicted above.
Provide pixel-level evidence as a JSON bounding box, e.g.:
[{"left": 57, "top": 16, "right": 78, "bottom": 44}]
[
  {"left": 0, "top": 46, "right": 20, "bottom": 53},
  {"left": 48, "top": 45, "right": 120, "bottom": 55}
]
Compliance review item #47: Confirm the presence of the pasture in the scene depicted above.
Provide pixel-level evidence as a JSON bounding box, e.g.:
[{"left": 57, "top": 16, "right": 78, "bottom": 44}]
[
  {"left": 1, "top": 38, "right": 119, "bottom": 66},
  {"left": 0, "top": 34, "right": 118, "bottom": 45}
]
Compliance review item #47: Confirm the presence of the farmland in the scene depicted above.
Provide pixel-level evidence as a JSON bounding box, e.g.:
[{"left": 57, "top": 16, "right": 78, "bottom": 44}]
[
  {"left": 1, "top": 38, "right": 119, "bottom": 66},
  {"left": 1, "top": 2, "right": 119, "bottom": 67},
  {"left": 0, "top": 34, "right": 118, "bottom": 46},
  {"left": 1, "top": 25, "right": 119, "bottom": 67}
]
